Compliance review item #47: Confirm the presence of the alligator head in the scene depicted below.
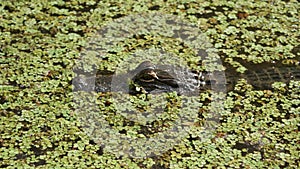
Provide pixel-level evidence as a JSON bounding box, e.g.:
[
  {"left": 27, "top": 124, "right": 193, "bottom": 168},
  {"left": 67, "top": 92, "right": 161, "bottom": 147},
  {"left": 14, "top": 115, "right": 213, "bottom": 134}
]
[{"left": 129, "top": 61, "right": 204, "bottom": 95}]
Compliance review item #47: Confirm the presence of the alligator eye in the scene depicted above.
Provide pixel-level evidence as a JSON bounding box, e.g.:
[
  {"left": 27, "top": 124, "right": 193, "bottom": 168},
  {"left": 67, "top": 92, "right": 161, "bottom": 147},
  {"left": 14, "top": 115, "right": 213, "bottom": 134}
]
[{"left": 132, "top": 69, "right": 157, "bottom": 83}]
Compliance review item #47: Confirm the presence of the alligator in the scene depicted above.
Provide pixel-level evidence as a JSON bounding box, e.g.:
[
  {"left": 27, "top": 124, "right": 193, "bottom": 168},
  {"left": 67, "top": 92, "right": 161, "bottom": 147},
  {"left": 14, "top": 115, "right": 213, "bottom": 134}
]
[{"left": 73, "top": 60, "right": 300, "bottom": 95}]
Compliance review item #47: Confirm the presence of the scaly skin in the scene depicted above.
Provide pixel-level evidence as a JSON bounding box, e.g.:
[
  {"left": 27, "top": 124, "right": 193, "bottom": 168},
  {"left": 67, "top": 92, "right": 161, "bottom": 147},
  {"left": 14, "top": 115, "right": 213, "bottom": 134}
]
[{"left": 226, "top": 66, "right": 300, "bottom": 91}]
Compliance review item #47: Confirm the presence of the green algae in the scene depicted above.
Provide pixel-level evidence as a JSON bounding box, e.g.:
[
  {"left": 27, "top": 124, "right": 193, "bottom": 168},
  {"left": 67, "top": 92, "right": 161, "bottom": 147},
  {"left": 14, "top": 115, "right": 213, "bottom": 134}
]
[{"left": 0, "top": 0, "right": 299, "bottom": 168}]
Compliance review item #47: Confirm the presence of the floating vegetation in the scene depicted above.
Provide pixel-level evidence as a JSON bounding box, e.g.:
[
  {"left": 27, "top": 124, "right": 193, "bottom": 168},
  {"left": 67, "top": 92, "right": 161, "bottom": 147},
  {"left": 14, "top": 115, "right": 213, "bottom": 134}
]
[{"left": 0, "top": 0, "right": 299, "bottom": 168}]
